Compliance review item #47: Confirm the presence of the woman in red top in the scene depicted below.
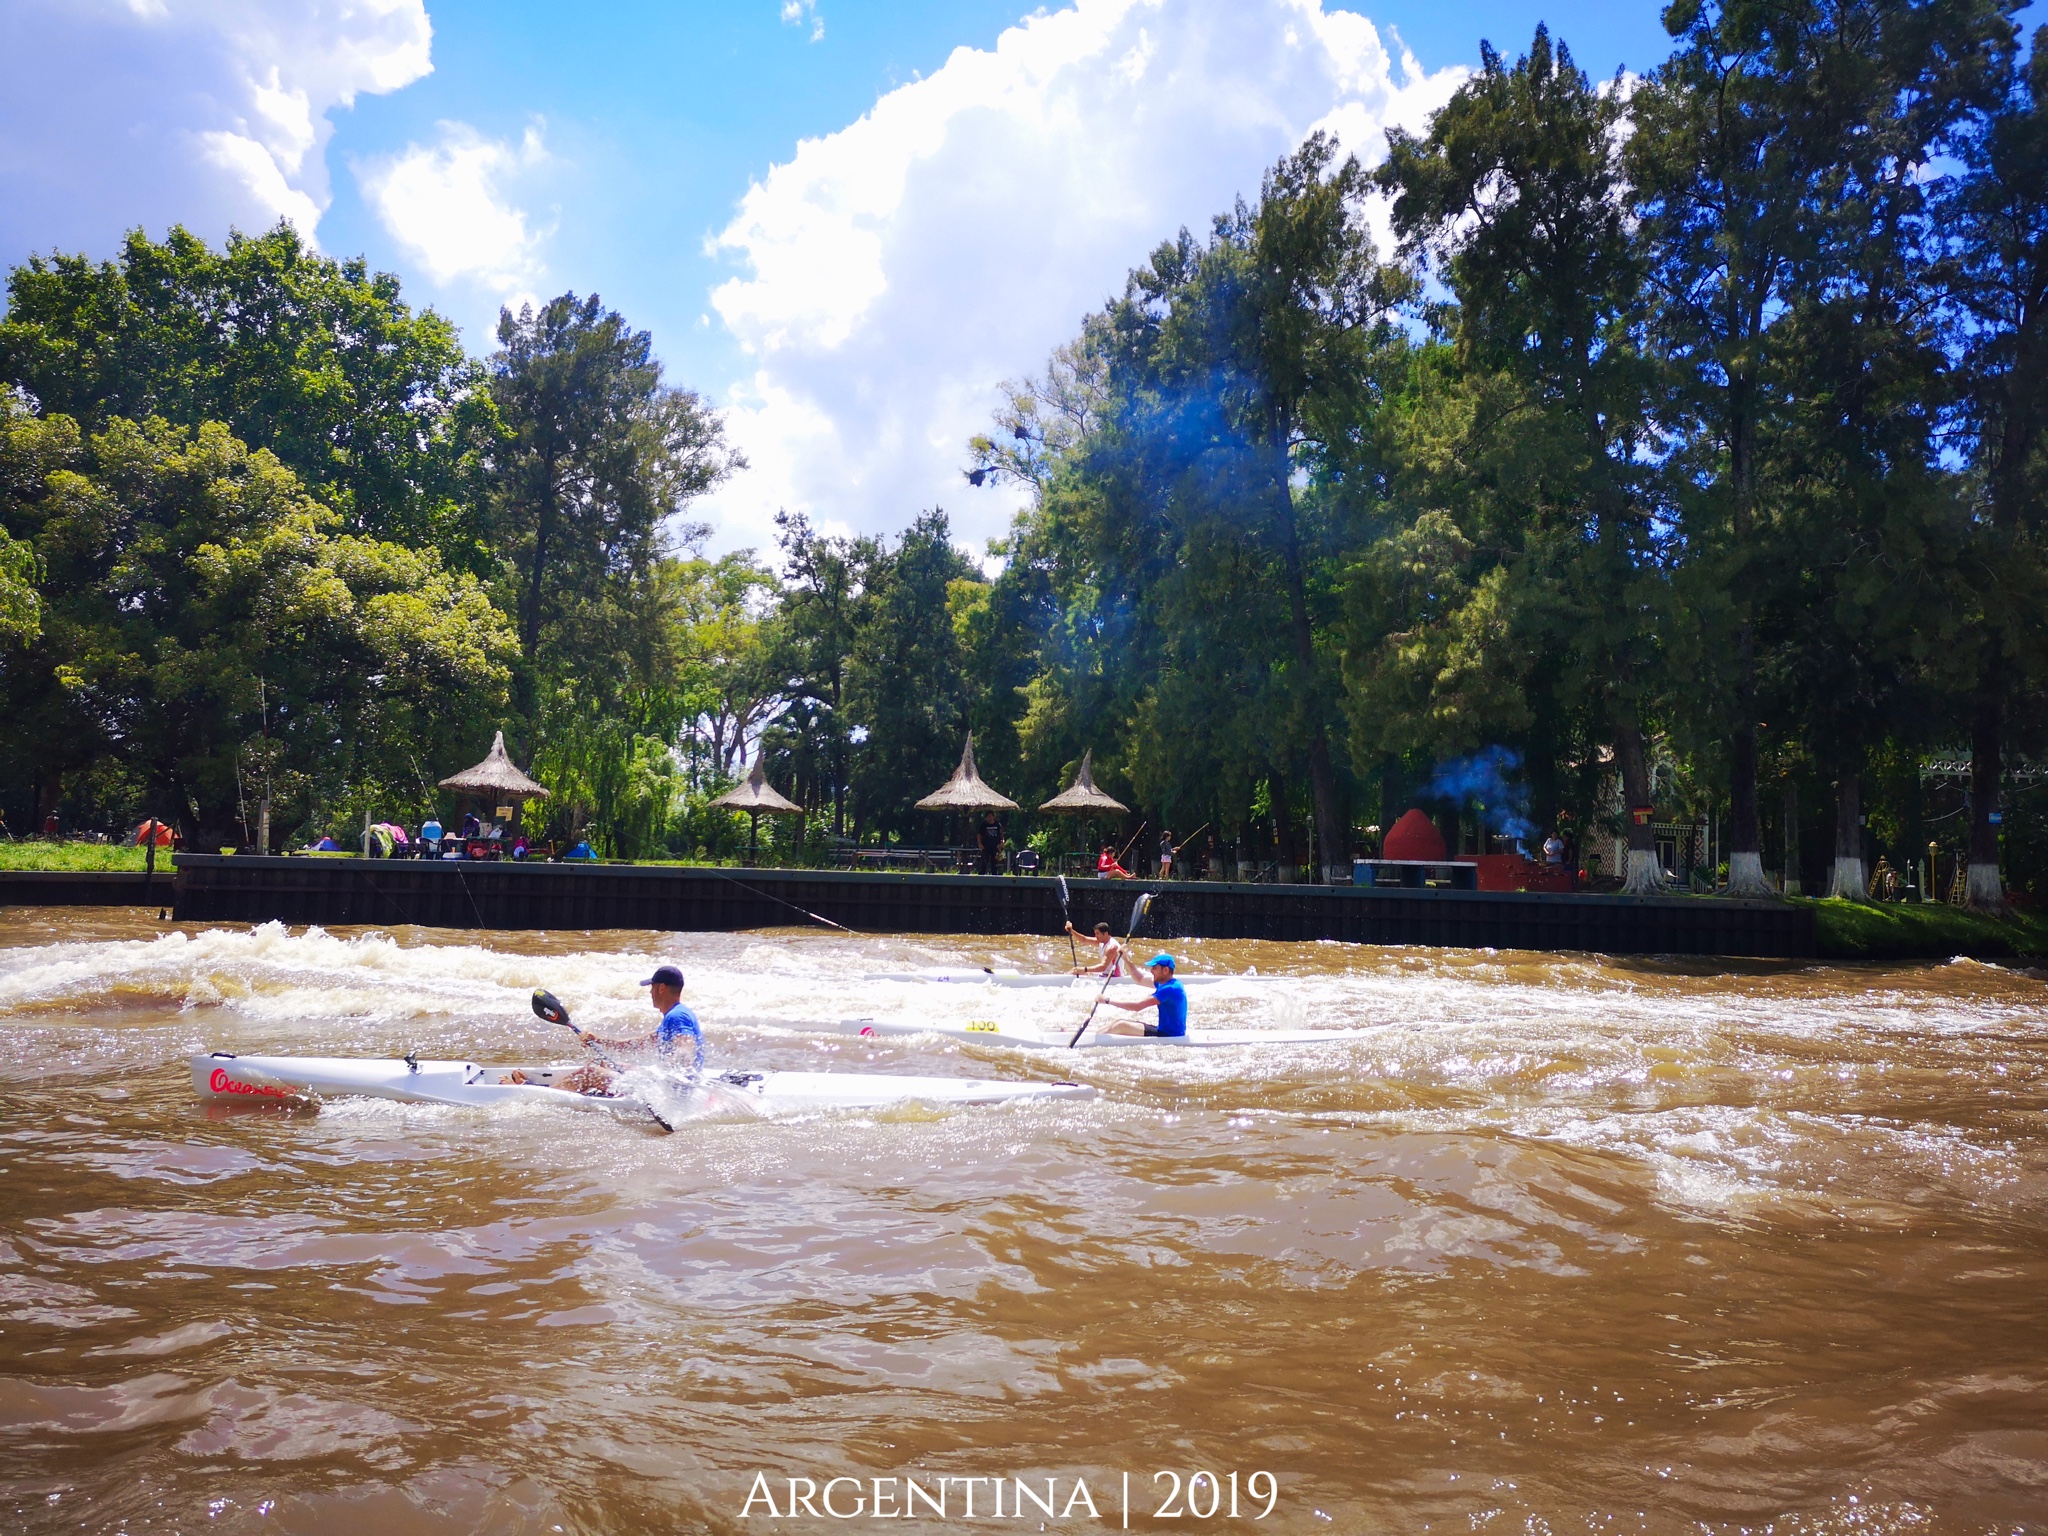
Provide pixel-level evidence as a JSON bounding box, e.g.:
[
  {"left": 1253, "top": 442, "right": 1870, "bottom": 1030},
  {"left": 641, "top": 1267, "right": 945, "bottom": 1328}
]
[{"left": 1096, "top": 842, "right": 1131, "bottom": 879}]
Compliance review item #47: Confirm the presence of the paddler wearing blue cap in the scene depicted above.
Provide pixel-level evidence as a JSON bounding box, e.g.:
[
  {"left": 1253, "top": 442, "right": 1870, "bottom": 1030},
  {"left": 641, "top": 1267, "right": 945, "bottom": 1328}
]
[
  {"left": 548, "top": 964, "right": 704, "bottom": 1093},
  {"left": 1095, "top": 952, "right": 1188, "bottom": 1037}
]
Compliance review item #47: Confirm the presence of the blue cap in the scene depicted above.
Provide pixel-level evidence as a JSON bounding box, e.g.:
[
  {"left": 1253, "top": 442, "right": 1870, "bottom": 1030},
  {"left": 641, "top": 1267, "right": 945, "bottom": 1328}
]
[
  {"left": 1145, "top": 953, "right": 1176, "bottom": 970},
  {"left": 640, "top": 964, "right": 685, "bottom": 988}
]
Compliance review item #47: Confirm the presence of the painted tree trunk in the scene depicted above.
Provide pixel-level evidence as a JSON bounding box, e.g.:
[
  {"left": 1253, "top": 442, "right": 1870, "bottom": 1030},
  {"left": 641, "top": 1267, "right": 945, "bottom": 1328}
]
[
  {"left": 1616, "top": 723, "right": 1663, "bottom": 894},
  {"left": 1829, "top": 771, "right": 1867, "bottom": 901},
  {"left": 1780, "top": 779, "right": 1800, "bottom": 897},
  {"left": 1967, "top": 690, "right": 2007, "bottom": 912},
  {"left": 1725, "top": 629, "right": 1771, "bottom": 896}
]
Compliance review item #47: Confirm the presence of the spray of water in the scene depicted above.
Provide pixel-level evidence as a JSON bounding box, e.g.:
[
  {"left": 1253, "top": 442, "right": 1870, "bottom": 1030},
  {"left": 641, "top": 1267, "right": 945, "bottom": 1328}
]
[{"left": 1422, "top": 746, "right": 1537, "bottom": 851}]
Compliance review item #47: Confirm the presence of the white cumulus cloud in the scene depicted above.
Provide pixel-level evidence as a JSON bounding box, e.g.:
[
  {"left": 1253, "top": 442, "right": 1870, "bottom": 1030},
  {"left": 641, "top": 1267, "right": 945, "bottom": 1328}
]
[
  {"left": 356, "top": 122, "right": 551, "bottom": 299},
  {"left": 0, "top": 0, "right": 432, "bottom": 257},
  {"left": 699, "top": 0, "right": 1462, "bottom": 556}
]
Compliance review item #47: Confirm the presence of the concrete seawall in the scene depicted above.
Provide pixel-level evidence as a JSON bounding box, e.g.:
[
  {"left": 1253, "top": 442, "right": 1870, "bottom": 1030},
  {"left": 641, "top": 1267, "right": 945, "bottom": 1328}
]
[{"left": 158, "top": 855, "right": 1816, "bottom": 959}]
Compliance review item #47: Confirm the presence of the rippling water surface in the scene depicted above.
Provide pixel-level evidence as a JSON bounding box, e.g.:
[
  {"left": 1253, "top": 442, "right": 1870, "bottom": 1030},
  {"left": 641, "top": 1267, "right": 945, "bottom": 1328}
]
[{"left": 2, "top": 908, "right": 2046, "bottom": 1534}]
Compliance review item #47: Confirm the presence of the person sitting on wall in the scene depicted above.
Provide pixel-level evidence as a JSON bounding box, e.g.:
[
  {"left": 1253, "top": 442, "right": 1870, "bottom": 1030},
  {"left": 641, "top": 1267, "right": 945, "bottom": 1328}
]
[{"left": 1096, "top": 842, "right": 1132, "bottom": 879}]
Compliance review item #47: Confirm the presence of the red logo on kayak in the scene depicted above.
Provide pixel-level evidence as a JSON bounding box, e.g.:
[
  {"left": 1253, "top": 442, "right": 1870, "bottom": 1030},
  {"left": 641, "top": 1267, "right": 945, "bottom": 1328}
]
[
  {"left": 859, "top": 1026, "right": 875, "bottom": 1037},
  {"left": 208, "top": 1067, "right": 292, "bottom": 1099}
]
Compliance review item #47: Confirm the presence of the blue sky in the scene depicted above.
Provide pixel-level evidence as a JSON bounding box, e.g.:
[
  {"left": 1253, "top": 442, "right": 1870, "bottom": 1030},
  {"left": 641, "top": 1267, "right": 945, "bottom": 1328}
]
[
  {"left": 0, "top": 1, "right": 1706, "bottom": 554},
  {"left": 317, "top": 0, "right": 1678, "bottom": 390}
]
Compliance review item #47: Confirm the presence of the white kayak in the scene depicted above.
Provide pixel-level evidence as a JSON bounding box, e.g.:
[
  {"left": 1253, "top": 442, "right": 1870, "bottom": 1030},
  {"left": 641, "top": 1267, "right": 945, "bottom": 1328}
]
[
  {"left": 191, "top": 1053, "right": 1094, "bottom": 1119},
  {"left": 805, "top": 1018, "right": 1374, "bottom": 1051},
  {"left": 865, "top": 967, "right": 1235, "bottom": 987}
]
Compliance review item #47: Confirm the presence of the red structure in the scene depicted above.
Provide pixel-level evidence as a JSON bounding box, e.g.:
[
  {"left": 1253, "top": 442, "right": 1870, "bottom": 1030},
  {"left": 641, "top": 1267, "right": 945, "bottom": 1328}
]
[{"left": 1381, "top": 808, "right": 1448, "bottom": 862}]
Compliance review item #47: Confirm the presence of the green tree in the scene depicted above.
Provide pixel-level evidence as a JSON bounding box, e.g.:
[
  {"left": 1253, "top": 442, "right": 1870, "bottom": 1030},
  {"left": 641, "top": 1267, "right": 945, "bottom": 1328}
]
[
  {"left": 1938, "top": 24, "right": 2048, "bottom": 909},
  {"left": 1375, "top": 26, "right": 1673, "bottom": 889},
  {"left": 1075, "top": 135, "right": 1405, "bottom": 877},
  {"left": 0, "top": 405, "right": 514, "bottom": 847},
  {"left": 843, "top": 511, "right": 981, "bottom": 839},
  {"left": 1630, "top": 0, "right": 2013, "bottom": 894},
  {"left": 0, "top": 224, "right": 490, "bottom": 552},
  {"left": 764, "top": 510, "right": 883, "bottom": 834},
  {"left": 1740, "top": 0, "right": 2008, "bottom": 898},
  {"left": 487, "top": 291, "right": 742, "bottom": 726}
]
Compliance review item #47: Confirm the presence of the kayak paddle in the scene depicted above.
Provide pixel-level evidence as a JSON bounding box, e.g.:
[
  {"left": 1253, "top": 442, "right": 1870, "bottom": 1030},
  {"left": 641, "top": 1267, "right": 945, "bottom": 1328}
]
[
  {"left": 1069, "top": 890, "right": 1152, "bottom": 1047},
  {"left": 530, "top": 988, "right": 673, "bottom": 1132},
  {"left": 1055, "top": 874, "right": 1078, "bottom": 970}
]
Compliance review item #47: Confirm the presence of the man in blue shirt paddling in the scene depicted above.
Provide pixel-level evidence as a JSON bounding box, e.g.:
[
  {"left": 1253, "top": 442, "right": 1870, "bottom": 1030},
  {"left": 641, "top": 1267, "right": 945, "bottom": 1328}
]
[
  {"left": 1097, "top": 953, "right": 1188, "bottom": 1037},
  {"left": 570, "top": 963, "right": 704, "bottom": 1076}
]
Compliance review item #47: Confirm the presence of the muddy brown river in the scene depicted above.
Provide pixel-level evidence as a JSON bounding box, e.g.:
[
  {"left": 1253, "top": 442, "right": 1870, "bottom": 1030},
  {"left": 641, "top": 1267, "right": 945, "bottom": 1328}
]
[{"left": 1, "top": 909, "right": 2045, "bottom": 1533}]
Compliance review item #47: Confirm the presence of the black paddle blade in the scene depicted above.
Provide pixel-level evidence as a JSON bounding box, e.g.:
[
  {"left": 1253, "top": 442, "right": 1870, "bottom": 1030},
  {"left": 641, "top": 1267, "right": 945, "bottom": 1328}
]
[
  {"left": 532, "top": 988, "right": 571, "bottom": 1027},
  {"left": 1128, "top": 891, "right": 1152, "bottom": 935},
  {"left": 1055, "top": 874, "right": 1070, "bottom": 909}
]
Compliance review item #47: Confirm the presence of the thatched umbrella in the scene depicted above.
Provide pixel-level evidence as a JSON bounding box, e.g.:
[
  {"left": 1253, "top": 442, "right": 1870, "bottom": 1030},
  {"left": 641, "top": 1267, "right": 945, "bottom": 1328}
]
[
  {"left": 711, "top": 758, "right": 804, "bottom": 866},
  {"left": 439, "top": 731, "right": 549, "bottom": 829},
  {"left": 917, "top": 734, "right": 1018, "bottom": 864},
  {"left": 1037, "top": 749, "right": 1127, "bottom": 873},
  {"left": 1037, "top": 750, "right": 1127, "bottom": 815}
]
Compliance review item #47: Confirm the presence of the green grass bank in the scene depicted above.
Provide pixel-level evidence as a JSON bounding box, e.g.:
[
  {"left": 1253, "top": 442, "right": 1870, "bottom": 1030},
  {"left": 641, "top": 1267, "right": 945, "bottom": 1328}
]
[
  {"left": 0, "top": 843, "right": 150, "bottom": 871},
  {"left": 1804, "top": 896, "right": 2048, "bottom": 961}
]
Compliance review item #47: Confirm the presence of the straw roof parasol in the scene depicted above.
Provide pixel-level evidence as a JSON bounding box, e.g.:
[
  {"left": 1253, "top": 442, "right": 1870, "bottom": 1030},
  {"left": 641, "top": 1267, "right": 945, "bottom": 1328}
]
[
  {"left": 1037, "top": 749, "right": 1127, "bottom": 815},
  {"left": 916, "top": 733, "right": 1019, "bottom": 813},
  {"left": 439, "top": 731, "right": 550, "bottom": 800},
  {"left": 711, "top": 759, "right": 803, "bottom": 816}
]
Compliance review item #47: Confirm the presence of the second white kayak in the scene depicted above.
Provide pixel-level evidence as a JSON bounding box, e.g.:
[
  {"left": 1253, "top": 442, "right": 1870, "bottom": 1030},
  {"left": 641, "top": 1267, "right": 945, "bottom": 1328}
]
[
  {"left": 864, "top": 967, "right": 1235, "bottom": 987},
  {"left": 805, "top": 1018, "right": 1374, "bottom": 1051}
]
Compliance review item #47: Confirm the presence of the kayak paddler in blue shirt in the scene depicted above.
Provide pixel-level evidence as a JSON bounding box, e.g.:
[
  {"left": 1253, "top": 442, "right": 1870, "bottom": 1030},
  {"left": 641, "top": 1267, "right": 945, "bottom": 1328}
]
[
  {"left": 549, "top": 963, "right": 705, "bottom": 1094},
  {"left": 1097, "top": 952, "right": 1188, "bottom": 1037}
]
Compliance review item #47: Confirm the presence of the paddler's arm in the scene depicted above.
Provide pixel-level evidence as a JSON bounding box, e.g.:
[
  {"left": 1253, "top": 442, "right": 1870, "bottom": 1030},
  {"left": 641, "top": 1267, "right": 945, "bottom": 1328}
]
[
  {"left": 1101, "top": 994, "right": 1157, "bottom": 1014},
  {"left": 576, "top": 1030, "right": 656, "bottom": 1050}
]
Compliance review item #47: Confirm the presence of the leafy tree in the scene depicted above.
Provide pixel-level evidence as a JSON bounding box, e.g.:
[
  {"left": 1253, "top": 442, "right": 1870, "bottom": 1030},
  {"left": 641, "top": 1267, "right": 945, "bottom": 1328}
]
[
  {"left": 1375, "top": 27, "right": 1674, "bottom": 889},
  {"left": 1074, "top": 135, "right": 1405, "bottom": 876},
  {"left": 0, "top": 224, "right": 490, "bottom": 552},
  {"left": 0, "top": 404, "right": 514, "bottom": 846},
  {"left": 842, "top": 510, "right": 982, "bottom": 840},
  {"left": 1728, "top": 0, "right": 2007, "bottom": 898},
  {"left": 1938, "top": 24, "right": 2048, "bottom": 908},
  {"left": 1631, "top": 0, "right": 2013, "bottom": 894},
  {"left": 487, "top": 293, "right": 741, "bottom": 697},
  {"left": 763, "top": 510, "right": 883, "bottom": 834}
]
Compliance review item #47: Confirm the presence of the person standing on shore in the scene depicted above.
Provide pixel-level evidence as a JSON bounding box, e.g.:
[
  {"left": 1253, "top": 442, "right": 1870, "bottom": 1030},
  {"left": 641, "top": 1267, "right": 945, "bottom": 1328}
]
[{"left": 978, "top": 812, "right": 1006, "bottom": 875}]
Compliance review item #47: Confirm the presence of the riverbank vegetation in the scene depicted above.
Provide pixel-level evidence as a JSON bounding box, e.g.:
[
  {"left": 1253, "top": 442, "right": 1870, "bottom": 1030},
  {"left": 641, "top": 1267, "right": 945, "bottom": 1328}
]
[
  {"left": 0, "top": 843, "right": 149, "bottom": 871},
  {"left": 3, "top": 0, "right": 2045, "bottom": 909},
  {"left": 1807, "top": 898, "right": 2048, "bottom": 960}
]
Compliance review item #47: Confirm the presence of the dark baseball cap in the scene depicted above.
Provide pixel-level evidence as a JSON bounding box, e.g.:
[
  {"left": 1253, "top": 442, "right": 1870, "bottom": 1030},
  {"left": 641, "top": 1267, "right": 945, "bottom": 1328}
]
[{"left": 640, "top": 964, "right": 685, "bottom": 988}]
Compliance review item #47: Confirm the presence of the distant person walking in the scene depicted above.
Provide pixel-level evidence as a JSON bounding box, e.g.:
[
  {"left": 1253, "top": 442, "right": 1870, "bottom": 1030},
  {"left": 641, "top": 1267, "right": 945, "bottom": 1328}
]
[
  {"left": 1158, "top": 830, "right": 1175, "bottom": 881},
  {"left": 977, "top": 812, "right": 1006, "bottom": 875}
]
